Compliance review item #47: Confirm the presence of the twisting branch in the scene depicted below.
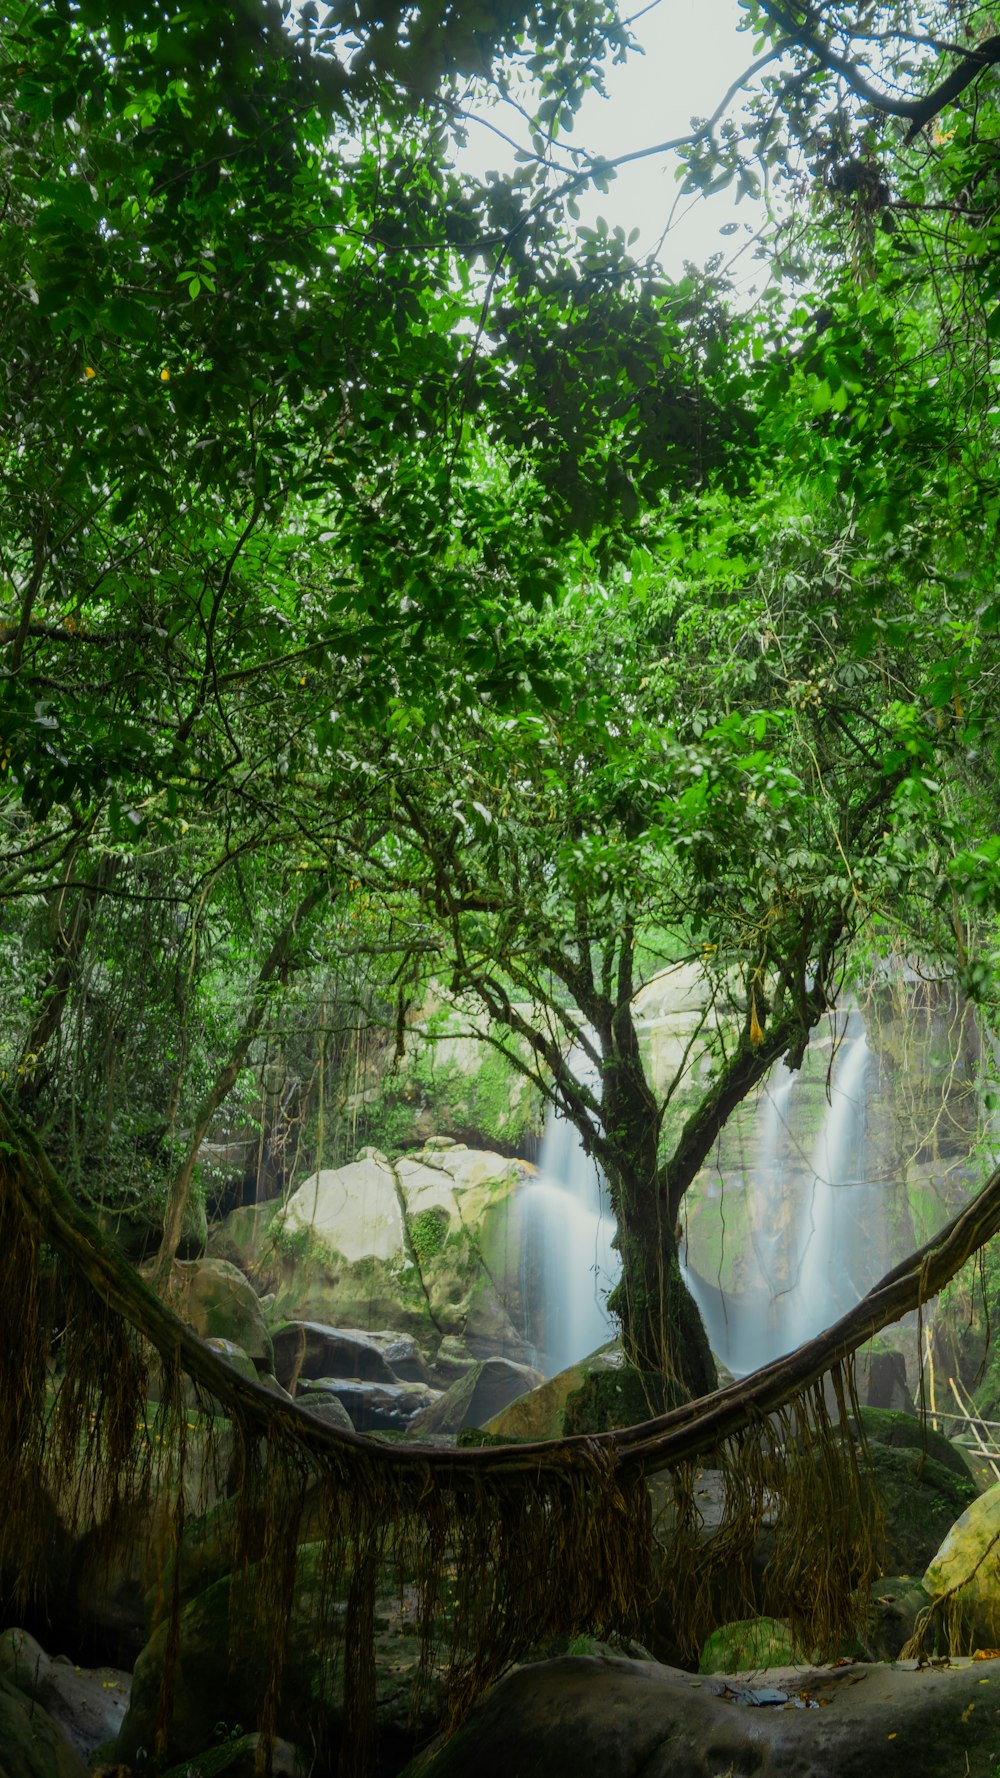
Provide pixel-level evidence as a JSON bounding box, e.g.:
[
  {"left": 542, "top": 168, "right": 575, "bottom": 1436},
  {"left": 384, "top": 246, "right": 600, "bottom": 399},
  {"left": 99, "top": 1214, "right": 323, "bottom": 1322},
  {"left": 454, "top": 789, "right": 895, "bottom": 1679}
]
[
  {"left": 755, "top": 2, "right": 1000, "bottom": 142},
  {"left": 3, "top": 1098, "right": 1000, "bottom": 1484}
]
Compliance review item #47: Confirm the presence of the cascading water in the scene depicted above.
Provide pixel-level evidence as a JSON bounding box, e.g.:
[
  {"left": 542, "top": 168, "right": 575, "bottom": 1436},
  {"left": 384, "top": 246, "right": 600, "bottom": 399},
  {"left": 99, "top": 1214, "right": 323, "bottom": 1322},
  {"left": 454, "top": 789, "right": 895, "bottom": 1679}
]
[
  {"left": 783, "top": 1025, "right": 881, "bottom": 1349},
  {"left": 682, "top": 1058, "right": 800, "bottom": 1375},
  {"left": 684, "top": 1013, "right": 884, "bottom": 1375},
  {"left": 520, "top": 1049, "right": 619, "bottom": 1378}
]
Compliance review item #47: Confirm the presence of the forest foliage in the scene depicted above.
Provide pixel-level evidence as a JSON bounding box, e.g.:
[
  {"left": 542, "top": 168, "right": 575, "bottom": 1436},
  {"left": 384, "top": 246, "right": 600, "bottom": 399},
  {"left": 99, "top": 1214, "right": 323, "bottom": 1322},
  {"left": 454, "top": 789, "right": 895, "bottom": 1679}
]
[
  {"left": 2, "top": 0, "right": 1000, "bottom": 1362},
  {"left": 4, "top": 2, "right": 1000, "bottom": 1769}
]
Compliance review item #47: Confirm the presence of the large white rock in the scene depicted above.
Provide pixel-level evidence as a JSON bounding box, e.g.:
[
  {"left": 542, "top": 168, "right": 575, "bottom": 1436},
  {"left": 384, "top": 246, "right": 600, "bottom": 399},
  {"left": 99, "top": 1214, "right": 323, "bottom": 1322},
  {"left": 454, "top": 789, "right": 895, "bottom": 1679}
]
[{"left": 281, "top": 1152, "right": 405, "bottom": 1262}]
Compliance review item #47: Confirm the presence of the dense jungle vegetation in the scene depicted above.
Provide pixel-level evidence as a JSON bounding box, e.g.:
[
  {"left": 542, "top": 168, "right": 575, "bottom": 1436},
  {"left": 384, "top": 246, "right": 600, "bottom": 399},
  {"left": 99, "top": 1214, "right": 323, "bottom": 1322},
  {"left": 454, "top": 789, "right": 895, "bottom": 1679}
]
[{"left": 3, "top": 0, "right": 1000, "bottom": 1770}]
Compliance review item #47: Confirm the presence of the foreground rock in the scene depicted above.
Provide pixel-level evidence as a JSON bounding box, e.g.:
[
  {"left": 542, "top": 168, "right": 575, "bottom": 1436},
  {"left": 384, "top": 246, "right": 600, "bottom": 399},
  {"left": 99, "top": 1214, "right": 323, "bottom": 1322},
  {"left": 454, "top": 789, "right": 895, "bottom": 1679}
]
[
  {"left": 0, "top": 1673, "right": 89, "bottom": 1778},
  {"left": 923, "top": 1479, "right": 1000, "bottom": 1651},
  {"left": 116, "top": 1541, "right": 448, "bottom": 1771},
  {"left": 414, "top": 1653, "right": 1000, "bottom": 1778},
  {"left": 0, "top": 1629, "right": 130, "bottom": 1760}
]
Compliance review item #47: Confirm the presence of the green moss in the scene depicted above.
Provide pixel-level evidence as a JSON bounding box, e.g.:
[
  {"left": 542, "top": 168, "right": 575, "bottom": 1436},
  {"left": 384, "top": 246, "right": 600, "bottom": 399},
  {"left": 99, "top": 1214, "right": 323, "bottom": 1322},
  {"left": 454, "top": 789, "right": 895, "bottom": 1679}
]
[
  {"left": 270, "top": 1221, "right": 314, "bottom": 1262},
  {"left": 563, "top": 1366, "right": 687, "bottom": 1433},
  {"left": 698, "top": 1616, "right": 799, "bottom": 1674},
  {"left": 408, "top": 1207, "right": 448, "bottom": 1263},
  {"left": 868, "top": 1443, "right": 977, "bottom": 1575},
  {"left": 856, "top": 1405, "right": 973, "bottom": 1482}
]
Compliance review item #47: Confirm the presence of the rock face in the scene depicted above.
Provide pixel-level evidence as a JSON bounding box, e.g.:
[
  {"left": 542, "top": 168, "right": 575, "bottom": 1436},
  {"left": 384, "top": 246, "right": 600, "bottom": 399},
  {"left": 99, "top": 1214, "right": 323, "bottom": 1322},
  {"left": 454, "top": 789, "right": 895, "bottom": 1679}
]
[
  {"left": 416, "top": 1653, "right": 1000, "bottom": 1778},
  {"left": 216, "top": 1142, "right": 539, "bottom": 1362}
]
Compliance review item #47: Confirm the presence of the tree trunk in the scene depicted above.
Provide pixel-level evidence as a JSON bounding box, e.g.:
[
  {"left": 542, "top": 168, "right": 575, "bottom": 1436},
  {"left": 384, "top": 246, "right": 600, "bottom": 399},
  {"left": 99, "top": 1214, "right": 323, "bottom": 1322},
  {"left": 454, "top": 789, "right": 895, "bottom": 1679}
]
[{"left": 154, "top": 878, "right": 330, "bottom": 1284}]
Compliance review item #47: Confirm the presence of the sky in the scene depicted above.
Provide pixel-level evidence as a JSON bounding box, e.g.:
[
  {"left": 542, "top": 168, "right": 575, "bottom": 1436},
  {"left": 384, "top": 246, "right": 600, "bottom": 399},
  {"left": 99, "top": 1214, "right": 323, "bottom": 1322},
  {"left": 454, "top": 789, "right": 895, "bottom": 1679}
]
[{"left": 459, "top": 0, "right": 772, "bottom": 296}]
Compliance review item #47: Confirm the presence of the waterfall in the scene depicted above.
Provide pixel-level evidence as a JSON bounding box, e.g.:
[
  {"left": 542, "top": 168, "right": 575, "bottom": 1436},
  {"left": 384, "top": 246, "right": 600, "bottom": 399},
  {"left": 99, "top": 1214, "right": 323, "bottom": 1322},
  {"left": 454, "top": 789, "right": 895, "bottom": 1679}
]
[
  {"left": 520, "top": 1014, "right": 884, "bottom": 1381},
  {"left": 521, "top": 1049, "right": 619, "bottom": 1377},
  {"left": 682, "top": 1059, "right": 800, "bottom": 1376},
  {"left": 783, "top": 1027, "right": 879, "bottom": 1349},
  {"left": 683, "top": 1015, "right": 883, "bottom": 1376}
]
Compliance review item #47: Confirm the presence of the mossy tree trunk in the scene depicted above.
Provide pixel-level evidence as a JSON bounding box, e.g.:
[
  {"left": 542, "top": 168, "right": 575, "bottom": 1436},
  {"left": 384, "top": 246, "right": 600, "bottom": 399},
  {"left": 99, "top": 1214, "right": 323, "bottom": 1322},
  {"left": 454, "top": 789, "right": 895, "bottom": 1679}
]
[{"left": 455, "top": 905, "right": 847, "bottom": 1397}]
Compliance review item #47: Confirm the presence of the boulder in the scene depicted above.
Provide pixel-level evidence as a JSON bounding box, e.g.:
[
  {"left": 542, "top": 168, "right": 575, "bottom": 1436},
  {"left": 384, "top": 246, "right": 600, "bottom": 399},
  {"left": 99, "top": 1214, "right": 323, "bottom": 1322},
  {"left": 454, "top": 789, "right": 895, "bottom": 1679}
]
[
  {"left": 483, "top": 1345, "right": 624, "bottom": 1440},
  {"left": 261, "top": 1145, "right": 536, "bottom": 1362},
  {"left": 698, "top": 1616, "right": 798, "bottom": 1674},
  {"left": 204, "top": 1338, "right": 259, "bottom": 1384},
  {"left": 115, "top": 1542, "right": 448, "bottom": 1770},
  {"left": 868, "top": 1576, "right": 933, "bottom": 1661},
  {"left": 271, "top": 1322, "right": 428, "bottom": 1390},
  {"left": 279, "top": 1152, "right": 405, "bottom": 1263},
  {"left": 160, "top": 1258, "right": 273, "bottom": 1370},
  {"left": 855, "top": 1406, "right": 974, "bottom": 1483},
  {"left": 414, "top": 1653, "right": 1000, "bottom": 1778},
  {"left": 0, "top": 1629, "right": 130, "bottom": 1761},
  {"left": 408, "top": 1359, "right": 541, "bottom": 1436},
  {"left": 299, "top": 1378, "right": 438, "bottom": 1433},
  {"left": 923, "top": 1480, "right": 1000, "bottom": 1650},
  {"left": 869, "top": 1443, "right": 977, "bottom": 1575},
  {"left": 207, "top": 1200, "right": 281, "bottom": 1277},
  {"left": 295, "top": 1391, "right": 355, "bottom": 1433},
  {"left": 431, "top": 1335, "right": 479, "bottom": 1382},
  {"left": 856, "top": 1341, "right": 915, "bottom": 1414},
  {"left": 0, "top": 1673, "right": 90, "bottom": 1778}
]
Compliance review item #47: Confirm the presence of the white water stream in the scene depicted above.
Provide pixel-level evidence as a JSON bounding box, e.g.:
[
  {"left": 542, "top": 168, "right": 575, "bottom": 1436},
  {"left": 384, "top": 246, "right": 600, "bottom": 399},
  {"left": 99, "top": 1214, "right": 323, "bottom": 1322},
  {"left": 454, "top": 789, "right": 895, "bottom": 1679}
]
[
  {"left": 520, "top": 1049, "right": 619, "bottom": 1377},
  {"left": 522, "top": 1016, "right": 886, "bottom": 1382}
]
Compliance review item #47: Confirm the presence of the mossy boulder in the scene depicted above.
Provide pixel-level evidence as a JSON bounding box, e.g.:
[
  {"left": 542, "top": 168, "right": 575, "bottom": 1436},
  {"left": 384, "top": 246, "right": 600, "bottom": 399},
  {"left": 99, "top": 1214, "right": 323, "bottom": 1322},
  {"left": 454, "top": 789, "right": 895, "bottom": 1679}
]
[
  {"left": 563, "top": 1364, "right": 688, "bottom": 1434},
  {"left": 207, "top": 1200, "right": 281, "bottom": 1279},
  {"left": 161, "top": 1258, "right": 273, "bottom": 1370},
  {"left": 483, "top": 1345, "right": 624, "bottom": 1440},
  {"left": 260, "top": 1145, "right": 536, "bottom": 1362},
  {"left": 869, "top": 1442, "right": 977, "bottom": 1575},
  {"left": 923, "top": 1480, "right": 1000, "bottom": 1651},
  {"left": 116, "top": 1543, "right": 448, "bottom": 1770},
  {"left": 698, "top": 1616, "right": 799, "bottom": 1674},
  {"left": 856, "top": 1405, "right": 974, "bottom": 1483}
]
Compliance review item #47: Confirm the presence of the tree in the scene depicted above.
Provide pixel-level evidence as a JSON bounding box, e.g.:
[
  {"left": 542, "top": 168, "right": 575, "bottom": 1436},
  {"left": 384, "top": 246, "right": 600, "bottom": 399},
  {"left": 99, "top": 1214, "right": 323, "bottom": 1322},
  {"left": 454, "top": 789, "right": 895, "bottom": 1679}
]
[
  {"left": 350, "top": 467, "right": 1000, "bottom": 1389},
  {"left": 3, "top": 2, "right": 1000, "bottom": 1768}
]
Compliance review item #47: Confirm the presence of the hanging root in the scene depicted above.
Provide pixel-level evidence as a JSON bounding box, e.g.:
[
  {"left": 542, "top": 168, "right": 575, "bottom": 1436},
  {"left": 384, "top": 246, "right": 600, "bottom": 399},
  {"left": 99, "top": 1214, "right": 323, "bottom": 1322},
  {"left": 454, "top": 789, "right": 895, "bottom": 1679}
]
[{"left": 4, "top": 1111, "right": 1000, "bottom": 1774}]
